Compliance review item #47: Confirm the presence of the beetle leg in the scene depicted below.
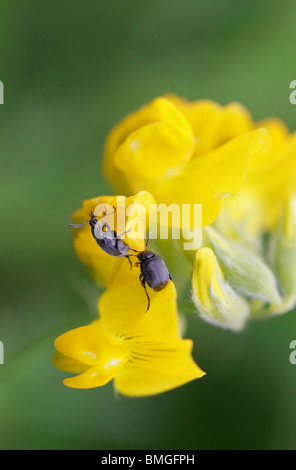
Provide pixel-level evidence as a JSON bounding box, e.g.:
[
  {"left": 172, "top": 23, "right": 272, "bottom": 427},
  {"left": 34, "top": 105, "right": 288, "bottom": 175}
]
[
  {"left": 128, "top": 247, "right": 140, "bottom": 253},
  {"left": 125, "top": 255, "right": 133, "bottom": 270},
  {"left": 139, "top": 275, "right": 150, "bottom": 312}
]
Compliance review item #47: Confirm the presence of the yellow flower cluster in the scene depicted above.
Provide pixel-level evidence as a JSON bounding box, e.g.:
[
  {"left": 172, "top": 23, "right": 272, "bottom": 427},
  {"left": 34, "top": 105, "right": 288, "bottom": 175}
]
[
  {"left": 103, "top": 95, "right": 267, "bottom": 227},
  {"left": 53, "top": 94, "right": 296, "bottom": 395}
]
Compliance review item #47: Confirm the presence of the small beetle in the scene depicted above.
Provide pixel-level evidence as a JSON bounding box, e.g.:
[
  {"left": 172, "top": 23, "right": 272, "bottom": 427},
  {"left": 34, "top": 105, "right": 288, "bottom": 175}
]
[
  {"left": 135, "top": 233, "right": 172, "bottom": 311},
  {"left": 69, "top": 208, "right": 136, "bottom": 267}
]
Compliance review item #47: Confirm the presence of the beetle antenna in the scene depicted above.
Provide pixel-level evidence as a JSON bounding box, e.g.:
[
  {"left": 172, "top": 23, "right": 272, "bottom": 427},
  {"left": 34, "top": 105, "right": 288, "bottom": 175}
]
[
  {"left": 68, "top": 221, "right": 88, "bottom": 228},
  {"left": 146, "top": 232, "right": 153, "bottom": 247}
]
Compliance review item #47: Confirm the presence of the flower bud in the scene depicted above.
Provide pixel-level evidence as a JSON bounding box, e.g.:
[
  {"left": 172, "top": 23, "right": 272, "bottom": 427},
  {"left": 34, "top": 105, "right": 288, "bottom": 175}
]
[
  {"left": 205, "top": 226, "right": 282, "bottom": 311},
  {"left": 270, "top": 197, "right": 296, "bottom": 309},
  {"left": 191, "top": 247, "right": 249, "bottom": 331}
]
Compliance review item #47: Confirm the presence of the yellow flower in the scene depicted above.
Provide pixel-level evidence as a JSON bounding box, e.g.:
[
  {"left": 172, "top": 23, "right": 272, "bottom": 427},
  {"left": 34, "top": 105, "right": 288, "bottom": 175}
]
[
  {"left": 69, "top": 191, "right": 155, "bottom": 287},
  {"left": 103, "top": 95, "right": 267, "bottom": 227},
  {"left": 53, "top": 281, "right": 205, "bottom": 396}
]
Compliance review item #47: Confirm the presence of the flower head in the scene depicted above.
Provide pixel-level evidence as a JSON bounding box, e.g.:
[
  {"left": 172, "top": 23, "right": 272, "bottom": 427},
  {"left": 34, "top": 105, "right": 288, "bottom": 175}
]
[
  {"left": 53, "top": 282, "right": 205, "bottom": 396},
  {"left": 103, "top": 95, "right": 267, "bottom": 227},
  {"left": 59, "top": 91, "right": 296, "bottom": 401}
]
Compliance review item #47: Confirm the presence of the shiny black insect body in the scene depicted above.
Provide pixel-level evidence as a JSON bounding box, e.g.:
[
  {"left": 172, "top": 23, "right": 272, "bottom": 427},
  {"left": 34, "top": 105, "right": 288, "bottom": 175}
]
[
  {"left": 136, "top": 234, "right": 172, "bottom": 311},
  {"left": 69, "top": 209, "right": 136, "bottom": 267}
]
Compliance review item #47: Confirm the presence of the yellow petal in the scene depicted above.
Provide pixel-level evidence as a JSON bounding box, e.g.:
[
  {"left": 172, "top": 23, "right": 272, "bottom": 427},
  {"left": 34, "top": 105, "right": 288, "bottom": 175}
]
[
  {"left": 54, "top": 323, "right": 128, "bottom": 369},
  {"left": 52, "top": 351, "right": 88, "bottom": 374},
  {"left": 63, "top": 367, "right": 116, "bottom": 389},
  {"left": 247, "top": 117, "right": 290, "bottom": 174},
  {"left": 245, "top": 132, "right": 296, "bottom": 230},
  {"left": 217, "top": 189, "right": 265, "bottom": 241},
  {"left": 114, "top": 339, "right": 205, "bottom": 397},
  {"left": 113, "top": 120, "right": 195, "bottom": 183},
  {"left": 72, "top": 227, "right": 129, "bottom": 286},
  {"left": 170, "top": 128, "right": 268, "bottom": 227},
  {"left": 223, "top": 119, "right": 292, "bottom": 233},
  {"left": 165, "top": 94, "right": 222, "bottom": 139},
  {"left": 192, "top": 247, "right": 225, "bottom": 310},
  {"left": 97, "top": 280, "right": 180, "bottom": 343},
  {"left": 198, "top": 102, "right": 253, "bottom": 154},
  {"left": 97, "top": 280, "right": 205, "bottom": 396},
  {"left": 255, "top": 134, "right": 296, "bottom": 199},
  {"left": 167, "top": 95, "right": 253, "bottom": 154},
  {"left": 103, "top": 97, "right": 194, "bottom": 190},
  {"left": 107, "top": 258, "right": 143, "bottom": 289}
]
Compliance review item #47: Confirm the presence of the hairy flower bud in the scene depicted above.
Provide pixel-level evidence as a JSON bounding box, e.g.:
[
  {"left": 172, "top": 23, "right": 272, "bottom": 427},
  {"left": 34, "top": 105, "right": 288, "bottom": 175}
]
[
  {"left": 205, "top": 226, "right": 282, "bottom": 311},
  {"left": 269, "top": 197, "right": 296, "bottom": 311},
  {"left": 191, "top": 247, "right": 249, "bottom": 331}
]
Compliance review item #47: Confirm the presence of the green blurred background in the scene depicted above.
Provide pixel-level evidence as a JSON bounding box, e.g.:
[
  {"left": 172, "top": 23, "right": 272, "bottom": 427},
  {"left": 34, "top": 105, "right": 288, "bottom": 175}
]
[{"left": 1, "top": 0, "right": 296, "bottom": 450}]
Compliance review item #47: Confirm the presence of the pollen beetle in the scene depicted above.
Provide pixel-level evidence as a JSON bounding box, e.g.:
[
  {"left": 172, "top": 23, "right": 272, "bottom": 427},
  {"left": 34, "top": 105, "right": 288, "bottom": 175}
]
[
  {"left": 136, "top": 233, "right": 172, "bottom": 311},
  {"left": 69, "top": 208, "right": 136, "bottom": 267}
]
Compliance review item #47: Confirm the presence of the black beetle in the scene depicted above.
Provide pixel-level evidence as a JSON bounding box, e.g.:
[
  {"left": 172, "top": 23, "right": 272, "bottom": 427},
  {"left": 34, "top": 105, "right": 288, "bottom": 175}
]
[
  {"left": 69, "top": 208, "right": 136, "bottom": 268},
  {"left": 135, "top": 233, "right": 172, "bottom": 311}
]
